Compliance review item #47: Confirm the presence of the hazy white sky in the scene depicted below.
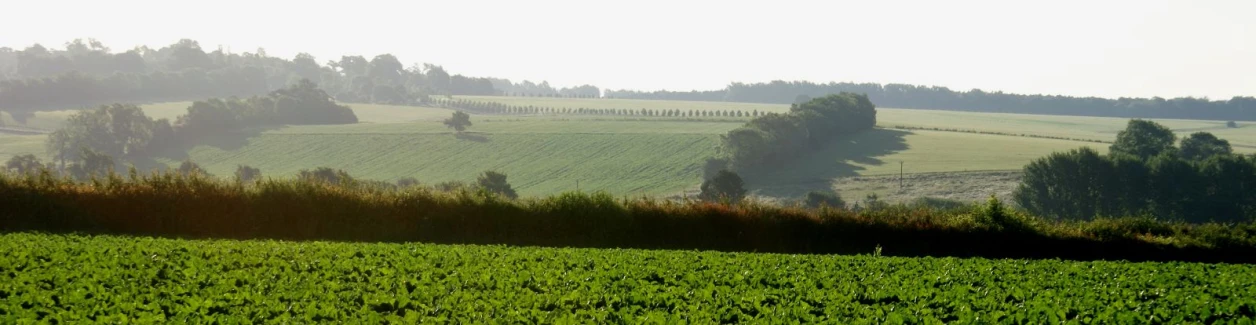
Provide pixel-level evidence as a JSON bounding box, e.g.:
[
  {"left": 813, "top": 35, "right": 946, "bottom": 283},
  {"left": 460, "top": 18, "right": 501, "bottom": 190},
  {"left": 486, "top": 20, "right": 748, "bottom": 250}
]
[{"left": 1, "top": 0, "right": 1252, "bottom": 99}]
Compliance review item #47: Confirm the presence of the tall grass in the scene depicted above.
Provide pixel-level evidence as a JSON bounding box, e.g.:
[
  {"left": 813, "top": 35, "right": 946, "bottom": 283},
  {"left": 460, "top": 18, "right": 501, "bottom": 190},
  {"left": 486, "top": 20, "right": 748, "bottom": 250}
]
[{"left": 2, "top": 170, "right": 1254, "bottom": 263}]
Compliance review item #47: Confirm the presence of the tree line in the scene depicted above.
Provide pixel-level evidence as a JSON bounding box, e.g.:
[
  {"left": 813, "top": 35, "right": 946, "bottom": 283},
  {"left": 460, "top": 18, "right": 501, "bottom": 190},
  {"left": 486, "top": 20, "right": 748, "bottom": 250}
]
[
  {"left": 432, "top": 99, "right": 761, "bottom": 118},
  {"left": 41, "top": 80, "right": 355, "bottom": 178},
  {"left": 0, "top": 39, "right": 524, "bottom": 116},
  {"left": 1015, "top": 119, "right": 1254, "bottom": 223},
  {"left": 605, "top": 80, "right": 1256, "bottom": 121},
  {"left": 710, "top": 93, "right": 877, "bottom": 174}
]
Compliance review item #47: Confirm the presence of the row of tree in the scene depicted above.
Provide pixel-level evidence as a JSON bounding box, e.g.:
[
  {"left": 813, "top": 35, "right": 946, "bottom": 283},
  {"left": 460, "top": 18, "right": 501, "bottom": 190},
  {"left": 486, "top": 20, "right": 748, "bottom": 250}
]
[
  {"left": 1015, "top": 120, "right": 1253, "bottom": 223},
  {"left": 715, "top": 93, "right": 877, "bottom": 172},
  {"left": 605, "top": 81, "right": 1256, "bottom": 121},
  {"left": 44, "top": 80, "right": 356, "bottom": 169},
  {"left": 432, "top": 99, "right": 761, "bottom": 118},
  {"left": 0, "top": 39, "right": 513, "bottom": 114}
]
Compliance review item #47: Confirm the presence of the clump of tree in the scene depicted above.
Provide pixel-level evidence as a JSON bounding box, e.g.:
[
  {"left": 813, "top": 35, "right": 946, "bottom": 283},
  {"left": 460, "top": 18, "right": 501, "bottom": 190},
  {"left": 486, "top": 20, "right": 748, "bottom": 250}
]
[
  {"left": 396, "top": 177, "right": 420, "bottom": 188},
  {"left": 235, "top": 165, "right": 261, "bottom": 182},
  {"left": 1015, "top": 119, "right": 1253, "bottom": 223},
  {"left": 43, "top": 80, "right": 356, "bottom": 170},
  {"left": 5, "top": 154, "right": 46, "bottom": 175},
  {"left": 476, "top": 171, "right": 517, "bottom": 199},
  {"left": 717, "top": 93, "right": 876, "bottom": 171},
  {"left": 177, "top": 160, "right": 210, "bottom": 176},
  {"left": 297, "top": 167, "right": 354, "bottom": 185},
  {"left": 444, "top": 111, "right": 472, "bottom": 132},
  {"left": 699, "top": 170, "right": 747, "bottom": 203},
  {"left": 804, "top": 191, "right": 845, "bottom": 209}
]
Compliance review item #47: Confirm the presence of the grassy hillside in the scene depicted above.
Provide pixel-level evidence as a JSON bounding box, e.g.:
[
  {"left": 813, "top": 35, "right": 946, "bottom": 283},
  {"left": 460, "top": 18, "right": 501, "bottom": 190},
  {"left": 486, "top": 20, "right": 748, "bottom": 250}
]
[{"left": 11, "top": 97, "right": 1244, "bottom": 199}]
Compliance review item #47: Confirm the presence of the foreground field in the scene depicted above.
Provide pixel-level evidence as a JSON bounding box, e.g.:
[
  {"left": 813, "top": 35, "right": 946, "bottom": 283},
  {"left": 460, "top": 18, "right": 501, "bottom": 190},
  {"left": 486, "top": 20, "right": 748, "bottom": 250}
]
[{"left": 3, "top": 233, "right": 1252, "bottom": 323}]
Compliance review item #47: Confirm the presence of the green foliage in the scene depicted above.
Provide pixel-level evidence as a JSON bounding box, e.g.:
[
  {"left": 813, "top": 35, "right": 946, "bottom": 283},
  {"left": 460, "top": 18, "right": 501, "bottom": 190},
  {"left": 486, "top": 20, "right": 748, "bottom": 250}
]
[
  {"left": 297, "top": 167, "right": 354, "bottom": 185},
  {"left": 6, "top": 233, "right": 1256, "bottom": 323},
  {"left": 1179, "top": 132, "right": 1232, "bottom": 161},
  {"left": 699, "top": 170, "right": 746, "bottom": 203},
  {"left": 1109, "top": 119, "right": 1177, "bottom": 160},
  {"left": 476, "top": 170, "right": 517, "bottom": 199},
  {"left": 234, "top": 165, "right": 261, "bottom": 182},
  {"left": 1227, "top": 120, "right": 1239, "bottom": 128},
  {"left": 974, "top": 196, "right": 1032, "bottom": 232},
  {"left": 804, "top": 191, "right": 845, "bottom": 209},
  {"left": 720, "top": 93, "right": 876, "bottom": 171},
  {"left": 5, "top": 154, "right": 42, "bottom": 174},
  {"left": 443, "top": 111, "right": 472, "bottom": 132},
  {"left": 178, "top": 159, "right": 209, "bottom": 176},
  {"left": 1017, "top": 127, "right": 1256, "bottom": 223},
  {"left": 396, "top": 177, "right": 420, "bottom": 188}
]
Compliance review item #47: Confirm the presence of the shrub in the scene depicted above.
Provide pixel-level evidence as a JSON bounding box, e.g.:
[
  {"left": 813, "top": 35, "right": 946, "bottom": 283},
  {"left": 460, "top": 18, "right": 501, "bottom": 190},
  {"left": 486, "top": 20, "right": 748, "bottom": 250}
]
[
  {"left": 699, "top": 170, "right": 746, "bottom": 203},
  {"left": 234, "top": 165, "right": 261, "bottom": 182},
  {"left": 476, "top": 171, "right": 518, "bottom": 199},
  {"left": 396, "top": 177, "right": 420, "bottom": 188},
  {"left": 804, "top": 191, "right": 845, "bottom": 209}
]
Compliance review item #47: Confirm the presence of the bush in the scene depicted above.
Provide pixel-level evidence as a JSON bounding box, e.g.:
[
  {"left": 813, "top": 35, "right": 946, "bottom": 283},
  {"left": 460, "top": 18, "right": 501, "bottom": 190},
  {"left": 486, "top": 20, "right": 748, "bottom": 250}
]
[
  {"left": 804, "top": 191, "right": 845, "bottom": 209},
  {"left": 234, "top": 165, "right": 261, "bottom": 182},
  {"left": 396, "top": 177, "right": 420, "bottom": 188},
  {"left": 476, "top": 171, "right": 518, "bottom": 199},
  {"left": 699, "top": 170, "right": 746, "bottom": 203},
  {"left": 1227, "top": 121, "right": 1239, "bottom": 128},
  {"left": 297, "top": 167, "right": 353, "bottom": 185}
]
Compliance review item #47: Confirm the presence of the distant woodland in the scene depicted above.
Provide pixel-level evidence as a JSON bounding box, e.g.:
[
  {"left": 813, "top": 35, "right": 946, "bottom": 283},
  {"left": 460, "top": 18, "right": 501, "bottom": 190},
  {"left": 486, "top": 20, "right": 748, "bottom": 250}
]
[
  {"left": 2, "top": 39, "right": 1253, "bottom": 122},
  {"left": 605, "top": 81, "right": 1256, "bottom": 121}
]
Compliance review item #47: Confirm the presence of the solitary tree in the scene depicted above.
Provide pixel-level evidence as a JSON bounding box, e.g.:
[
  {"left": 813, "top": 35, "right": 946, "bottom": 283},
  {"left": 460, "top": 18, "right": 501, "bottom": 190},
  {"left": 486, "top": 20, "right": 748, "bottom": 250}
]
[
  {"left": 476, "top": 170, "right": 518, "bottom": 199},
  {"left": 235, "top": 165, "right": 261, "bottom": 182},
  {"left": 699, "top": 170, "right": 747, "bottom": 203},
  {"left": 1179, "top": 132, "right": 1233, "bottom": 161},
  {"left": 444, "top": 111, "right": 472, "bottom": 132},
  {"left": 1227, "top": 121, "right": 1239, "bottom": 128},
  {"left": 178, "top": 159, "right": 209, "bottom": 176},
  {"left": 5, "top": 154, "right": 43, "bottom": 175},
  {"left": 804, "top": 191, "right": 846, "bottom": 209},
  {"left": 396, "top": 177, "right": 420, "bottom": 188},
  {"left": 1110, "top": 119, "right": 1176, "bottom": 160}
]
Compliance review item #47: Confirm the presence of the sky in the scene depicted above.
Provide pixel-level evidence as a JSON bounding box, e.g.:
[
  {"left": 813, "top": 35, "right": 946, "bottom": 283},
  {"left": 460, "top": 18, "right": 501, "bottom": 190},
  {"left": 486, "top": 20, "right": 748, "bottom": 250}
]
[{"left": 1, "top": 0, "right": 1252, "bottom": 99}]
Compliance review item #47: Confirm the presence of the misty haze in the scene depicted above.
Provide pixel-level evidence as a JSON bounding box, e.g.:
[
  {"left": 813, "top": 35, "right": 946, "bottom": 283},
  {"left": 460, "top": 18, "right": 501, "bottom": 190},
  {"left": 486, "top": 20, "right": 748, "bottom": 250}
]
[{"left": 1, "top": 0, "right": 1254, "bottom": 322}]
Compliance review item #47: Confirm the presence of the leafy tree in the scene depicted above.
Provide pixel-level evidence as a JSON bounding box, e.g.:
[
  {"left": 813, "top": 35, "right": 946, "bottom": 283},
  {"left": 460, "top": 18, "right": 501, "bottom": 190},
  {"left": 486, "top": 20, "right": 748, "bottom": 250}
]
[
  {"left": 804, "top": 191, "right": 845, "bottom": 209},
  {"left": 69, "top": 148, "right": 115, "bottom": 180},
  {"left": 234, "top": 165, "right": 261, "bottom": 182},
  {"left": 177, "top": 159, "right": 209, "bottom": 176},
  {"left": 476, "top": 170, "right": 518, "bottom": 199},
  {"left": 1110, "top": 119, "right": 1177, "bottom": 160},
  {"left": 444, "top": 111, "right": 472, "bottom": 132},
  {"left": 5, "top": 154, "right": 43, "bottom": 174},
  {"left": 396, "top": 177, "right": 420, "bottom": 188},
  {"left": 794, "top": 94, "right": 812, "bottom": 105},
  {"left": 1179, "top": 132, "right": 1232, "bottom": 161},
  {"left": 298, "top": 167, "right": 354, "bottom": 185},
  {"left": 699, "top": 170, "right": 747, "bottom": 203},
  {"left": 1227, "top": 121, "right": 1239, "bottom": 128}
]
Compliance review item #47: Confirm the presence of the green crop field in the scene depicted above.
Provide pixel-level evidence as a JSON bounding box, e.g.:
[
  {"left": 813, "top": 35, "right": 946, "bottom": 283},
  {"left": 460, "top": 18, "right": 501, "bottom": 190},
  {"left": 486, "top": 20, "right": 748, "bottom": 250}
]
[{"left": 3, "top": 233, "right": 1253, "bottom": 323}]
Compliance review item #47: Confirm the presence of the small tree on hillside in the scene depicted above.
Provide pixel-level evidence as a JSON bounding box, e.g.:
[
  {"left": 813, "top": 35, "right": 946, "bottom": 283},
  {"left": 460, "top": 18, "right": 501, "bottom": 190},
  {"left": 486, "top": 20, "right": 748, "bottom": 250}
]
[
  {"left": 476, "top": 170, "right": 518, "bottom": 199},
  {"left": 1227, "top": 121, "right": 1239, "bottom": 128},
  {"left": 444, "top": 111, "right": 472, "bottom": 132},
  {"left": 5, "top": 154, "right": 43, "bottom": 175},
  {"left": 298, "top": 167, "right": 354, "bottom": 185},
  {"left": 805, "top": 191, "right": 846, "bottom": 209},
  {"left": 699, "top": 170, "right": 747, "bottom": 203},
  {"left": 178, "top": 159, "right": 209, "bottom": 176},
  {"left": 235, "top": 165, "right": 261, "bottom": 182},
  {"left": 396, "top": 177, "right": 420, "bottom": 188}
]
